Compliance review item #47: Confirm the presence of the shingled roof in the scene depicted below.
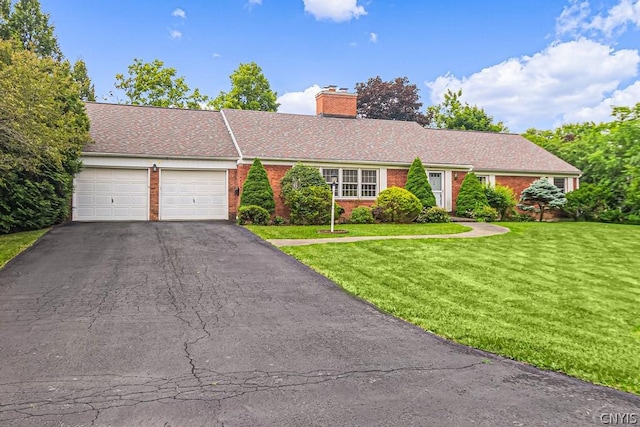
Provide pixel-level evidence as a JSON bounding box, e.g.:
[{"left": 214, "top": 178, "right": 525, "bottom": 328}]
[
  {"left": 222, "top": 109, "right": 580, "bottom": 174},
  {"left": 83, "top": 102, "right": 238, "bottom": 158}
]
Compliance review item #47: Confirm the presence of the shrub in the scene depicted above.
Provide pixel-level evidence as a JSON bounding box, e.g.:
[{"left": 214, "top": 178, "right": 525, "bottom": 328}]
[
  {"left": 237, "top": 205, "right": 270, "bottom": 225},
  {"left": 271, "top": 216, "right": 286, "bottom": 226},
  {"left": 471, "top": 205, "right": 498, "bottom": 222},
  {"left": 416, "top": 206, "right": 451, "bottom": 223},
  {"left": 349, "top": 206, "right": 375, "bottom": 224},
  {"left": 287, "top": 186, "right": 333, "bottom": 225},
  {"left": 455, "top": 172, "right": 489, "bottom": 217},
  {"left": 405, "top": 157, "right": 436, "bottom": 208},
  {"left": 562, "top": 183, "right": 610, "bottom": 221},
  {"left": 599, "top": 208, "right": 624, "bottom": 223},
  {"left": 485, "top": 184, "right": 517, "bottom": 220},
  {"left": 240, "top": 158, "right": 275, "bottom": 213},
  {"left": 512, "top": 213, "right": 535, "bottom": 222},
  {"left": 280, "top": 163, "right": 329, "bottom": 201},
  {"left": 518, "top": 178, "right": 566, "bottom": 221},
  {"left": 372, "top": 187, "right": 422, "bottom": 223}
]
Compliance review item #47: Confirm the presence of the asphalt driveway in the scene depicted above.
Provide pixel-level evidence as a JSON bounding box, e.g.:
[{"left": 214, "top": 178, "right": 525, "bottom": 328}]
[{"left": 0, "top": 222, "right": 637, "bottom": 426}]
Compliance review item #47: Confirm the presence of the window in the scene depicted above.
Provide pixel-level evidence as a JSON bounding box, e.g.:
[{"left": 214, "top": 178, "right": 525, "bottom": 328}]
[
  {"left": 553, "top": 177, "right": 566, "bottom": 193},
  {"left": 320, "top": 168, "right": 378, "bottom": 198},
  {"left": 477, "top": 175, "right": 488, "bottom": 186}
]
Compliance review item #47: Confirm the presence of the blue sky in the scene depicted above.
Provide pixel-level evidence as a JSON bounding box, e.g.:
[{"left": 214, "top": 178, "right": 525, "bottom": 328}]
[{"left": 41, "top": 0, "right": 640, "bottom": 131}]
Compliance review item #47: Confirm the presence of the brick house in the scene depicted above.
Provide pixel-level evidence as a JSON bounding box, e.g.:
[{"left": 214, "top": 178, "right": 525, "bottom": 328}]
[{"left": 75, "top": 86, "right": 580, "bottom": 221}]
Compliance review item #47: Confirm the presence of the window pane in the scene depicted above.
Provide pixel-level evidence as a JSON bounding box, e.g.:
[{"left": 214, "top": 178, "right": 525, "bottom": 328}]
[
  {"left": 477, "top": 175, "right": 488, "bottom": 186},
  {"left": 342, "top": 184, "right": 358, "bottom": 197},
  {"left": 553, "top": 177, "right": 566, "bottom": 192},
  {"left": 322, "top": 169, "right": 339, "bottom": 184},
  {"left": 361, "top": 170, "right": 377, "bottom": 197},
  {"left": 343, "top": 169, "right": 358, "bottom": 183},
  {"left": 428, "top": 172, "right": 442, "bottom": 191},
  {"left": 362, "top": 170, "right": 377, "bottom": 184}
]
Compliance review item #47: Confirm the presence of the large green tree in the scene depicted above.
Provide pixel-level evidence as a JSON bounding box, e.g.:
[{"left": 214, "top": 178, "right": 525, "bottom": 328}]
[
  {"left": 523, "top": 103, "right": 640, "bottom": 219},
  {"left": 355, "top": 76, "right": 431, "bottom": 126},
  {"left": 72, "top": 58, "right": 95, "bottom": 101},
  {"left": 0, "top": 40, "right": 90, "bottom": 233},
  {"left": 115, "top": 58, "right": 209, "bottom": 108},
  {"left": 428, "top": 89, "right": 508, "bottom": 132},
  {"left": 240, "top": 158, "right": 275, "bottom": 213},
  {"left": 0, "top": 0, "right": 61, "bottom": 59},
  {"left": 212, "top": 62, "right": 279, "bottom": 111}
]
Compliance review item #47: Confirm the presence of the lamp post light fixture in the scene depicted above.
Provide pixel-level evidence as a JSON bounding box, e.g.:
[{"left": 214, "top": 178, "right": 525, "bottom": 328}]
[{"left": 330, "top": 175, "right": 338, "bottom": 233}]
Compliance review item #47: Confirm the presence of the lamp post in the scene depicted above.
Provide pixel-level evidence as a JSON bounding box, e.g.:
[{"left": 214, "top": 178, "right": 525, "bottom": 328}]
[{"left": 330, "top": 175, "right": 338, "bottom": 233}]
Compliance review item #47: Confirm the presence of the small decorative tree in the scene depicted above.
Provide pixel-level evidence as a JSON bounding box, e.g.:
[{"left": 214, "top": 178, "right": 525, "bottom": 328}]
[
  {"left": 240, "top": 158, "right": 275, "bottom": 213},
  {"left": 518, "top": 178, "right": 567, "bottom": 221},
  {"left": 455, "top": 172, "right": 489, "bottom": 217},
  {"left": 280, "top": 164, "right": 338, "bottom": 225},
  {"left": 405, "top": 157, "right": 436, "bottom": 208}
]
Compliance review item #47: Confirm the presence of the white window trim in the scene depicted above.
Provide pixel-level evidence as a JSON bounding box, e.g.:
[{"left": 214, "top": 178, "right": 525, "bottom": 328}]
[{"left": 320, "top": 167, "right": 380, "bottom": 199}]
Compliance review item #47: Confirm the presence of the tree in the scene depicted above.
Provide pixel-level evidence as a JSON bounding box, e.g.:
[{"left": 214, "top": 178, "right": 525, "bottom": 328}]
[
  {"left": 72, "top": 59, "right": 95, "bottom": 101},
  {"left": 280, "top": 163, "right": 328, "bottom": 201},
  {"left": 355, "top": 76, "right": 430, "bottom": 125},
  {"left": 428, "top": 89, "right": 508, "bottom": 132},
  {"left": 280, "top": 164, "right": 337, "bottom": 225},
  {"left": 0, "top": 0, "right": 61, "bottom": 59},
  {"left": 405, "top": 157, "right": 436, "bottom": 207},
  {"left": 518, "top": 178, "right": 566, "bottom": 221},
  {"left": 0, "top": 40, "right": 90, "bottom": 233},
  {"left": 240, "top": 158, "right": 275, "bottom": 213},
  {"left": 455, "top": 172, "right": 489, "bottom": 217},
  {"left": 212, "top": 62, "right": 278, "bottom": 111},
  {"left": 114, "top": 58, "right": 209, "bottom": 108}
]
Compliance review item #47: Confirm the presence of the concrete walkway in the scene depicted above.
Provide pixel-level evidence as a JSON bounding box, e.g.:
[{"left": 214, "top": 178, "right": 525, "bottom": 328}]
[{"left": 268, "top": 221, "right": 510, "bottom": 247}]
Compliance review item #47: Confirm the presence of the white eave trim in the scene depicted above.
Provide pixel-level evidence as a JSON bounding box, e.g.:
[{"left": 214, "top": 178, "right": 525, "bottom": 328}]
[
  {"left": 237, "top": 156, "right": 474, "bottom": 170},
  {"left": 220, "top": 110, "right": 243, "bottom": 160},
  {"left": 80, "top": 152, "right": 239, "bottom": 161}
]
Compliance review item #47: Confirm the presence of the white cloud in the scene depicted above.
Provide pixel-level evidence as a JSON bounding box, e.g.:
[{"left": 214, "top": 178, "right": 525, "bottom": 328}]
[
  {"left": 277, "top": 85, "right": 322, "bottom": 115},
  {"left": 171, "top": 8, "right": 186, "bottom": 18},
  {"left": 212, "top": 53, "right": 222, "bottom": 58},
  {"left": 369, "top": 32, "right": 377, "bottom": 43},
  {"left": 169, "top": 29, "right": 182, "bottom": 39},
  {"left": 426, "top": 39, "right": 640, "bottom": 131},
  {"left": 303, "top": 0, "right": 366, "bottom": 22},
  {"left": 557, "top": 0, "right": 640, "bottom": 38},
  {"left": 349, "top": 41, "right": 358, "bottom": 47},
  {"left": 248, "top": 0, "right": 262, "bottom": 4},
  {"left": 562, "top": 80, "right": 640, "bottom": 123}
]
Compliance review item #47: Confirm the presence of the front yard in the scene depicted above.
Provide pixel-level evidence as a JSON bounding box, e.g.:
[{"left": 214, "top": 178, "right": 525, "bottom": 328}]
[
  {"left": 279, "top": 222, "right": 640, "bottom": 395},
  {"left": 0, "top": 228, "right": 49, "bottom": 269}
]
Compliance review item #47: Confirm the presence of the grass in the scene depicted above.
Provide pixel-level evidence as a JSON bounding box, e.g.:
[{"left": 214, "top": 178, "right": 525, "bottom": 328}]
[
  {"left": 245, "top": 222, "right": 471, "bottom": 239},
  {"left": 0, "top": 228, "right": 49, "bottom": 269},
  {"left": 281, "top": 222, "right": 640, "bottom": 395}
]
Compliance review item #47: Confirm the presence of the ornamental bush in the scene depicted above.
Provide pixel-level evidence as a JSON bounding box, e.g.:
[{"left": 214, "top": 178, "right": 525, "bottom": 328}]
[
  {"left": 237, "top": 205, "right": 270, "bottom": 225},
  {"left": 416, "top": 206, "right": 451, "bottom": 223},
  {"left": 280, "top": 163, "right": 328, "bottom": 201},
  {"left": 562, "top": 183, "right": 610, "bottom": 221},
  {"left": 372, "top": 187, "right": 421, "bottom": 223},
  {"left": 518, "top": 178, "right": 566, "bottom": 221},
  {"left": 240, "top": 158, "right": 275, "bottom": 213},
  {"left": 484, "top": 184, "right": 517, "bottom": 220},
  {"left": 405, "top": 157, "right": 436, "bottom": 208},
  {"left": 349, "top": 206, "right": 375, "bottom": 224},
  {"left": 471, "top": 205, "right": 498, "bottom": 222},
  {"left": 455, "top": 172, "right": 489, "bottom": 217},
  {"left": 286, "top": 186, "right": 333, "bottom": 225}
]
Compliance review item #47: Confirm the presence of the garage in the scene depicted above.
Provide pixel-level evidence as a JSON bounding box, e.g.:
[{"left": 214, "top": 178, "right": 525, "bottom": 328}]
[
  {"left": 160, "top": 170, "right": 227, "bottom": 220},
  {"left": 73, "top": 168, "right": 149, "bottom": 221}
]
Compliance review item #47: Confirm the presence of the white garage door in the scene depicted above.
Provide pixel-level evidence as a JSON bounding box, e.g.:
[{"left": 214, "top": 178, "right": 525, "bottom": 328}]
[
  {"left": 160, "top": 170, "right": 227, "bottom": 220},
  {"left": 74, "top": 168, "right": 148, "bottom": 221}
]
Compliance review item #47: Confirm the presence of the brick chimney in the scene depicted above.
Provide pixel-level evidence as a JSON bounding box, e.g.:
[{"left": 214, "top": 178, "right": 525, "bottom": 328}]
[{"left": 315, "top": 85, "right": 357, "bottom": 118}]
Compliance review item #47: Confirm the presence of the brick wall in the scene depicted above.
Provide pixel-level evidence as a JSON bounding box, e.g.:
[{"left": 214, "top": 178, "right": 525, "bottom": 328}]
[
  {"left": 237, "top": 164, "right": 292, "bottom": 219},
  {"left": 315, "top": 90, "right": 357, "bottom": 118},
  {"left": 228, "top": 169, "right": 238, "bottom": 219},
  {"left": 451, "top": 171, "right": 467, "bottom": 213},
  {"left": 387, "top": 169, "right": 408, "bottom": 188},
  {"left": 495, "top": 176, "right": 539, "bottom": 199},
  {"left": 149, "top": 168, "right": 159, "bottom": 221}
]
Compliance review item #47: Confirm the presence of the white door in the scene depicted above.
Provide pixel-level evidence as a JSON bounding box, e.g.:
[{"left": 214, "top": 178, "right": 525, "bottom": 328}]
[
  {"left": 74, "top": 168, "right": 148, "bottom": 221},
  {"left": 160, "top": 170, "right": 227, "bottom": 220},
  {"left": 428, "top": 171, "right": 444, "bottom": 208}
]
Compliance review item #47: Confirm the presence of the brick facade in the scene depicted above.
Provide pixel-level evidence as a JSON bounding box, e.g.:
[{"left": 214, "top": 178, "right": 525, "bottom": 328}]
[
  {"left": 149, "top": 168, "right": 159, "bottom": 221},
  {"left": 494, "top": 176, "right": 539, "bottom": 199},
  {"left": 315, "top": 87, "right": 357, "bottom": 118}
]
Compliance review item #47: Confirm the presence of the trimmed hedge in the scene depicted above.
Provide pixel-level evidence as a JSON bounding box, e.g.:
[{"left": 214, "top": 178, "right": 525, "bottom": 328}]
[
  {"left": 237, "top": 205, "right": 270, "bottom": 225},
  {"left": 349, "top": 206, "right": 375, "bottom": 224},
  {"left": 240, "top": 158, "right": 275, "bottom": 213},
  {"left": 372, "top": 187, "right": 422, "bottom": 223},
  {"left": 416, "top": 206, "right": 450, "bottom": 223},
  {"left": 405, "top": 157, "right": 436, "bottom": 208},
  {"left": 455, "top": 172, "right": 489, "bottom": 217}
]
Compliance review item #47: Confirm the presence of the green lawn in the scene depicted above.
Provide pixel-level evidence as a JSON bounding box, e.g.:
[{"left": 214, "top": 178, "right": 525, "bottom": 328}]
[
  {"left": 246, "top": 222, "right": 471, "bottom": 239},
  {"left": 281, "top": 222, "right": 640, "bottom": 395},
  {"left": 0, "top": 228, "right": 49, "bottom": 269}
]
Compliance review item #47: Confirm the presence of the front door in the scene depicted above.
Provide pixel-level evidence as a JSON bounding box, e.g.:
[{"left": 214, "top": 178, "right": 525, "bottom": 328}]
[{"left": 428, "top": 172, "right": 444, "bottom": 208}]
